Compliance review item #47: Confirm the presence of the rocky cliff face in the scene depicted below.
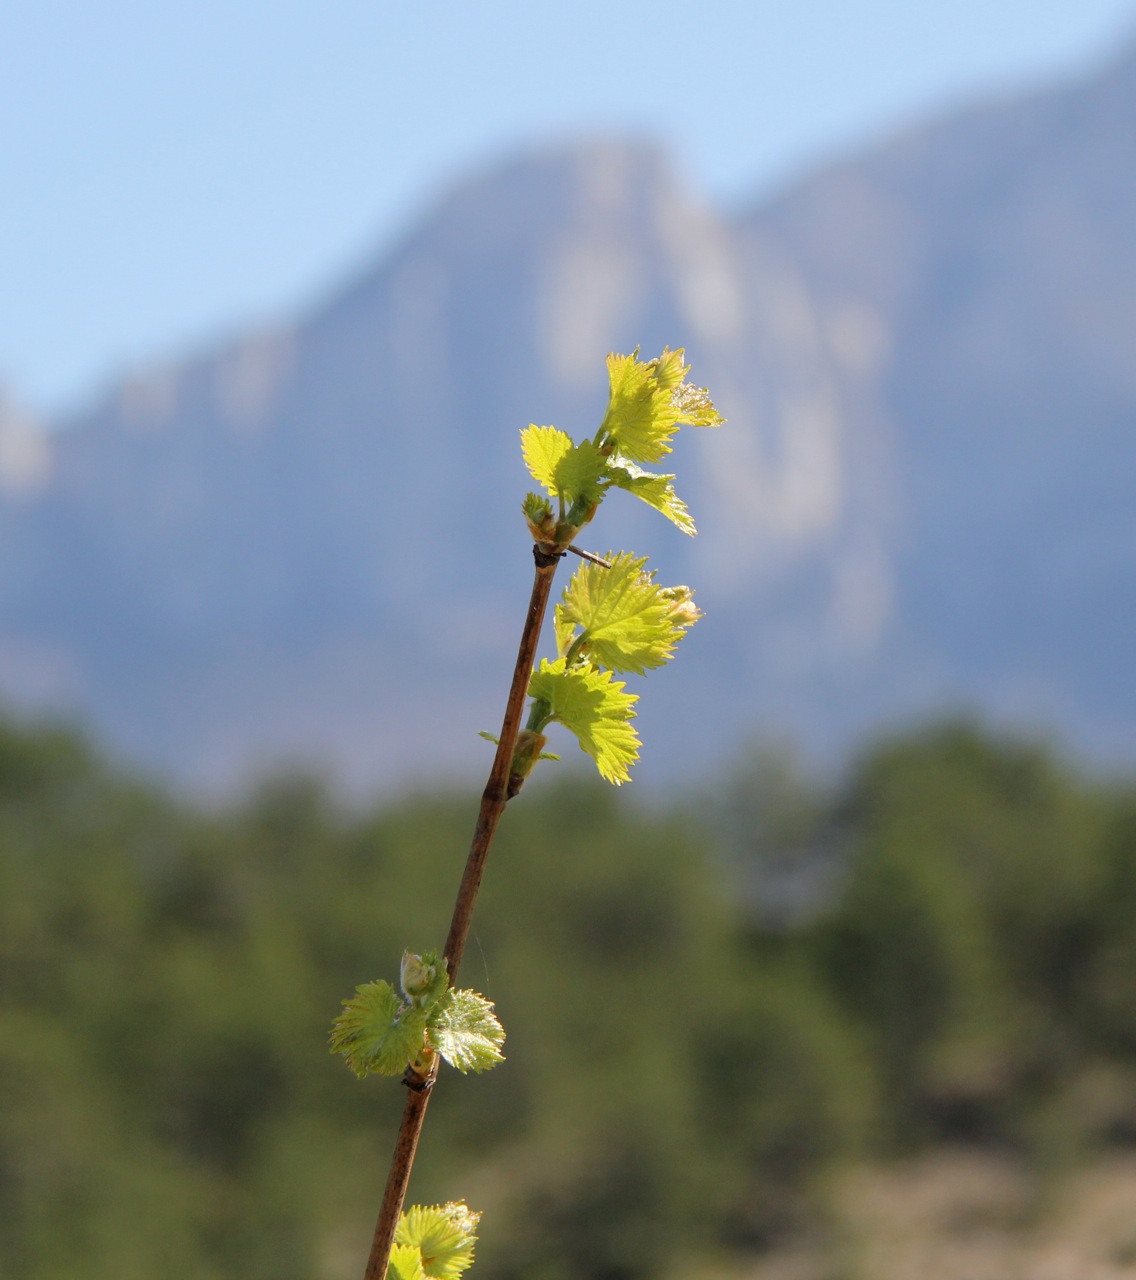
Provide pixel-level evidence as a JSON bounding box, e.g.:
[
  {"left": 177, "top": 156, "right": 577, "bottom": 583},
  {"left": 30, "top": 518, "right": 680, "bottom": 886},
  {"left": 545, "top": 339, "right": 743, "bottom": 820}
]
[
  {"left": 746, "top": 42, "right": 1136, "bottom": 755},
  {"left": 3, "top": 46, "right": 1134, "bottom": 792}
]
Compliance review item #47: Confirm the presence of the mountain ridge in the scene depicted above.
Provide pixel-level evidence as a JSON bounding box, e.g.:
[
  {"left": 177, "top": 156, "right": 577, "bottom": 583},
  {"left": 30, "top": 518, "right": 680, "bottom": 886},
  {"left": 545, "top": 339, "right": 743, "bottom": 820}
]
[{"left": 2, "top": 50, "right": 1133, "bottom": 793}]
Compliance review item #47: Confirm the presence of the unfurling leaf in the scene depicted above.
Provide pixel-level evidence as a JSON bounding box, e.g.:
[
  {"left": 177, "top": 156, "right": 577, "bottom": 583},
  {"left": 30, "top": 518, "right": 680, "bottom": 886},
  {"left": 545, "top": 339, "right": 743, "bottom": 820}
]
[
  {"left": 430, "top": 989, "right": 506, "bottom": 1073},
  {"left": 329, "top": 980, "right": 429, "bottom": 1079},
  {"left": 527, "top": 657, "right": 640, "bottom": 784},
  {"left": 554, "top": 552, "right": 701, "bottom": 675},
  {"left": 598, "top": 347, "right": 723, "bottom": 464},
  {"left": 396, "top": 1202, "right": 481, "bottom": 1280}
]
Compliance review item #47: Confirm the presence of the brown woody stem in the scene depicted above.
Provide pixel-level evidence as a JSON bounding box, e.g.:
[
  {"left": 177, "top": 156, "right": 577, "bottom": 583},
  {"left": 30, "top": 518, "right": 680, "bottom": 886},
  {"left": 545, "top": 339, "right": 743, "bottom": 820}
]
[{"left": 362, "top": 544, "right": 562, "bottom": 1280}]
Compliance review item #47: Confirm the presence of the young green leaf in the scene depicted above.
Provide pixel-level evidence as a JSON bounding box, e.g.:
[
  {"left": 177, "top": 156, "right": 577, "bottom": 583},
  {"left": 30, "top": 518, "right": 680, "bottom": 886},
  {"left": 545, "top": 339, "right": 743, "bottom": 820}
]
[
  {"left": 554, "top": 553, "right": 701, "bottom": 675},
  {"left": 520, "top": 424, "right": 571, "bottom": 492},
  {"left": 598, "top": 347, "right": 723, "bottom": 464},
  {"left": 527, "top": 657, "right": 640, "bottom": 785},
  {"left": 520, "top": 426, "right": 607, "bottom": 505},
  {"left": 428, "top": 989, "right": 506, "bottom": 1074},
  {"left": 329, "top": 980, "right": 429, "bottom": 1079},
  {"left": 556, "top": 439, "right": 608, "bottom": 506},
  {"left": 396, "top": 1203, "right": 481, "bottom": 1280},
  {"left": 388, "top": 1243, "right": 429, "bottom": 1280},
  {"left": 604, "top": 456, "right": 696, "bottom": 536}
]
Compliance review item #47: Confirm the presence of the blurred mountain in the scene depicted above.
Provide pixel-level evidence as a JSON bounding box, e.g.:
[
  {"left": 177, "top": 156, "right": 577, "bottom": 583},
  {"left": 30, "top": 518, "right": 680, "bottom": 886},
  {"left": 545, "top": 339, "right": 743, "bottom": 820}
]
[{"left": 2, "top": 44, "right": 1134, "bottom": 793}]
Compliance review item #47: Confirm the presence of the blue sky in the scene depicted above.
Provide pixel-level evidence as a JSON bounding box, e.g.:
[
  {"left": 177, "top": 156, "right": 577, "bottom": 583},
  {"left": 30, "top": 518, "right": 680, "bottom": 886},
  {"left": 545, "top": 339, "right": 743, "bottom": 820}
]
[{"left": 3, "top": 0, "right": 1134, "bottom": 417}]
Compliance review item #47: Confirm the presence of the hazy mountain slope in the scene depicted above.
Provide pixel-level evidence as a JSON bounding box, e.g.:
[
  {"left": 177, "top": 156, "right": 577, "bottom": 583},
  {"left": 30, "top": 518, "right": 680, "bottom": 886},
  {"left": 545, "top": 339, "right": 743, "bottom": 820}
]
[
  {"left": 2, "top": 144, "right": 825, "bottom": 790},
  {"left": 743, "top": 42, "right": 1136, "bottom": 754},
  {"left": 2, "top": 47, "right": 1134, "bottom": 792}
]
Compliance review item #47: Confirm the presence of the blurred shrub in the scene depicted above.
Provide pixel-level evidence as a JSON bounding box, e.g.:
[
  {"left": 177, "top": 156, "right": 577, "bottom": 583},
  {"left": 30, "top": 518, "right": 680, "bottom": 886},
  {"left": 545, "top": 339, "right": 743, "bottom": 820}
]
[
  {"left": 805, "top": 722, "right": 1134, "bottom": 1156},
  {"left": 0, "top": 715, "right": 1134, "bottom": 1278}
]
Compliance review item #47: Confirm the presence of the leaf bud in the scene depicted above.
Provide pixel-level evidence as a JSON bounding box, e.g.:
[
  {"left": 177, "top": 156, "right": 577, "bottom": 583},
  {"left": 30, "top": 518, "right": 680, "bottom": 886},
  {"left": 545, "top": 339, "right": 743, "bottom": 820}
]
[
  {"left": 439, "top": 1200, "right": 482, "bottom": 1237},
  {"left": 658, "top": 584, "right": 702, "bottom": 630},
  {"left": 508, "top": 729, "right": 548, "bottom": 798},
  {"left": 400, "top": 951, "right": 438, "bottom": 1001},
  {"left": 522, "top": 492, "right": 557, "bottom": 543},
  {"left": 671, "top": 379, "right": 724, "bottom": 427}
]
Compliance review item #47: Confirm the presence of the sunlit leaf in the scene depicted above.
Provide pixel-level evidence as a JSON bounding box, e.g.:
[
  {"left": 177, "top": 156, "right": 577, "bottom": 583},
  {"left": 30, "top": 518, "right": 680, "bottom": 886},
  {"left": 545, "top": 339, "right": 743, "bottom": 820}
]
[
  {"left": 554, "top": 553, "right": 700, "bottom": 675},
  {"left": 396, "top": 1203, "right": 481, "bottom": 1280},
  {"left": 429, "top": 989, "right": 505, "bottom": 1074},
  {"left": 520, "top": 425, "right": 572, "bottom": 492},
  {"left": 604, "top": 456, "right": 696, "bottom": 536},
  {"left": 527, "top": 658, "right": 640, "bottom": 785},
  {"left": 520, "top": 427, "right": 607, "bottom": 504},
  {"left": 388, "top": 1243, "right": 428, "bottom": 1280},
  {"left": 598, "top": 347, "right": 722, "bottom": 465}
]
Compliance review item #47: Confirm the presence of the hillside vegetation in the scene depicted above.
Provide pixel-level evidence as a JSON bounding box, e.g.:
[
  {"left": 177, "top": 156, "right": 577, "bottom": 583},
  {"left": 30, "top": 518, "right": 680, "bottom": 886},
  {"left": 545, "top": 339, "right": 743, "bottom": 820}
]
[{"left": 2, "top": 717, "right": 1135, "bottom": 1279}]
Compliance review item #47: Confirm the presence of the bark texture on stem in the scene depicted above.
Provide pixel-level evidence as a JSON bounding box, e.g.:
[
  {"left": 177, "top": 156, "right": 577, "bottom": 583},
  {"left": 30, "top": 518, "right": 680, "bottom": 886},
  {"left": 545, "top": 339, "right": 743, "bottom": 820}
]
[
  {"left": 362, "top": 546, "right": 560, "bottom": 1280},
  {"left": 364, "top": 1078, "right": 434, "bottom": 1280},
  {"left": 444, "top": 547, "right": 560, "bottom": 984}
]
